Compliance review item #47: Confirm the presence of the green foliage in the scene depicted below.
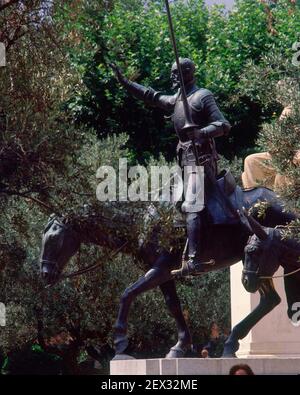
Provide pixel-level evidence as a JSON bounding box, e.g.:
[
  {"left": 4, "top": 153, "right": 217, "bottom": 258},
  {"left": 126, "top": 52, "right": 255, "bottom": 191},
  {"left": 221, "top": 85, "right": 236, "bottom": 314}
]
[
  {"left": 237, "top": 44, "right": 300, "bottom": 235},
  {"left": 258, "top": 81, "right": 300, "bottom": 211},
  {"left": 1, "top": 344, "right": 62, "bottom": 375},
  {"left": 206, "top": 0, "right": 269, "bottom": 94},
  {"left": 55, "top": 0, "right": 209, "bottom": 162},
  {"left": 0, "top": 1, "right": 232, "bottom": 373},
  {"left": 54, "top": 0, "right": 300, "bottom": 158},
  {"left": 2, "top": 0, "right": 299, "bottom": 374},
  {"left": 206, "top": 0, "right": 300, "bottom": 153},
  {"left": 206, "top": 0, "right": 300, "bottom": 95}
]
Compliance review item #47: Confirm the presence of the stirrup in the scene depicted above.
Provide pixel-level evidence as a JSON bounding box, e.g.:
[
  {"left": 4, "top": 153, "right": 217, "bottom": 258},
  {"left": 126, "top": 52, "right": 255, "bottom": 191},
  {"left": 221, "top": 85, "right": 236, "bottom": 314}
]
[{"left": 171, "top": 257, "right": 215, "bottom": 278}]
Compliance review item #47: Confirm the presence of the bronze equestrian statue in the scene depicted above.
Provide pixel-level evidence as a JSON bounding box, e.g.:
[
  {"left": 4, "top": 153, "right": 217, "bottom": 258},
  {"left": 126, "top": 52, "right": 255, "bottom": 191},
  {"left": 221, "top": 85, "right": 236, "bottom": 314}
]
[
  {"left": 111, "top": 58, "right": 232, "bottom": 278},
  {"left": 39, "top": 187, "right": 297, "bottom": 358},
  {"left": 39, "top": 0, "right": 300, "bottom": 360}
]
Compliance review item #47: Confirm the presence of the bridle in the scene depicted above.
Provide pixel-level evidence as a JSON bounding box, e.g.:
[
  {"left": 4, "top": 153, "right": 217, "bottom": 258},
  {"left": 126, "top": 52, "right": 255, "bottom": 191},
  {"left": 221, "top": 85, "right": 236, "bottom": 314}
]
[
  {"left": 242, "top": 268, "right": 260, "bottom": 276},
  {"left": 242, "top": 230, "right": 300, "bottom": 280},
  {"left": 41, "top": 218, "right": 129, "bottom": 287},
  {"left": 242, "top": 235, "right": 266, "bottom": 279}
]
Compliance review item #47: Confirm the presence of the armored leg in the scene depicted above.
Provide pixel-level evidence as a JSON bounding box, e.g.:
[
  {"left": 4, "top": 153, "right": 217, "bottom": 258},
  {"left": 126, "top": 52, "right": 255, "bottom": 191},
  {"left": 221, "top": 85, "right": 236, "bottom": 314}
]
[
  {"left": 186, "top": 211, "right": 205, "bottom": 271},
  {"left": 172, "top": 169, "right": 207, "bottom": 278}
]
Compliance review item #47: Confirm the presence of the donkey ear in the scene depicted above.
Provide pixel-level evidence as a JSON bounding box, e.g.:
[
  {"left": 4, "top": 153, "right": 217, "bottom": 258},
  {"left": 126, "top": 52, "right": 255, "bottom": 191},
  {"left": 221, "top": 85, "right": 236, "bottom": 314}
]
[{"left": 243, "top": 207, "right": 268, "bottom": 241}]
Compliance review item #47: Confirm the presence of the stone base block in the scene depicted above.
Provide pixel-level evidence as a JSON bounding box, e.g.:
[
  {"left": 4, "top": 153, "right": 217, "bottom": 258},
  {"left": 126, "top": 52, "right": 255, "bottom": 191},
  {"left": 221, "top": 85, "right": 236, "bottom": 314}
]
[{"left": 110, "top": 357, "right": 300, "bottom": 375}]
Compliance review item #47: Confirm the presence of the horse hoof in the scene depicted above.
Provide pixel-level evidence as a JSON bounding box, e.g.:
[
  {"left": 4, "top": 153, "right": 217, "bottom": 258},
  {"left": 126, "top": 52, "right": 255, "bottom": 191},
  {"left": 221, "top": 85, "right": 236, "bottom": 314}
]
[
  {"left": 114, "top": 334, "right": 129, "bottom": 355},
  {"left": 222, "top": 340, "right": 239, "bottom": 358},
  {"left": 112, "top": 353, "right": 136, "bottom": 361},
  {"left": 165, "top": 347, "right": 187, "bottom": 359},
  {"left": 221, "top": 352, "right": 237, "bottom": 358}
]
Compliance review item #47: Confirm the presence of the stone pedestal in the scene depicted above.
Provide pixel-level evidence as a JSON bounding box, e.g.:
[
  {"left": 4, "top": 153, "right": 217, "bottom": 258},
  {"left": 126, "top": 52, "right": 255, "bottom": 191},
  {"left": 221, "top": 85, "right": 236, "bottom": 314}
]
[
  {"left": 230, "top": 262, "right": 300, "bottom": 357},
  {"left": 110, "top": 262, "right": 300, "bottom": 375},
  {"left": 110, "top": 357, "right": 300, "bottom": 375}
]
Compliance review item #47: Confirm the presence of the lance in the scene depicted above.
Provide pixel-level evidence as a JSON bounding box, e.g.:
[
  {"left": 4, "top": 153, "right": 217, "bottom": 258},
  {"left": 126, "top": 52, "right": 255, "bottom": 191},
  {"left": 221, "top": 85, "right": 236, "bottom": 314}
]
[
  {"left": 164, "top": 0, "right": 243, "bottom": 223},
  {"left": 164, "top": 0, "right": 200, "bottom": 167}
]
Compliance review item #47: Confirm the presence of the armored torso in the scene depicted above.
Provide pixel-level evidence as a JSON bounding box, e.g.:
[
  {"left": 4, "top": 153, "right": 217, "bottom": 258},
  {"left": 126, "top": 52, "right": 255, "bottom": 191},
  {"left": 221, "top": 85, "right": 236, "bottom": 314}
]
[
  {"left": 172, "top": 88, "right": 210, "bottom": 142},
  {"left": 120, "top": 78, "right": 231, "bottom": 169}
]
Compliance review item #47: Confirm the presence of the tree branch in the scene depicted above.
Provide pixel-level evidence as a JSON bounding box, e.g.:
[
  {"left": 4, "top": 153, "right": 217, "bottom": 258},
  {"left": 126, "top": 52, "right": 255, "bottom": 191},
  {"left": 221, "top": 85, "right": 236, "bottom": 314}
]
[
  {"left": 0, "top": 0, "right": 20, "bottom": 13},
  {"left": 0, "top": 188, "right": 57, "bottom": 213}
]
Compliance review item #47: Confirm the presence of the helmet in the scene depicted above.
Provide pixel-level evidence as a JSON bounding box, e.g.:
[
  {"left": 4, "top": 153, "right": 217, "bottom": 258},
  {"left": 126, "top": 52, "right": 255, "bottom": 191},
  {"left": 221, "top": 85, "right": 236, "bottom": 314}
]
[{"left": 171, "top": 58, "right": 196, "bottom": 89}]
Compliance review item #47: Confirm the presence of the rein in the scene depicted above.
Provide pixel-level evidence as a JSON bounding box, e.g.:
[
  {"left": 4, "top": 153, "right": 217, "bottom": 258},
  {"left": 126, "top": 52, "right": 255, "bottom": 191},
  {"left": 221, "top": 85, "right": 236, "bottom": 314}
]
[
  {"left": 42, "top": 240, "right": 129, "bottom": 289},
  {"left": 61, "top": 241, "right": 129, "bottom": 280},
  {"left": 259, "top": 267, "right": 300, "bottom": 280},
  {"left": 242, "top": 267, "right": 300, "bottom": 280}
]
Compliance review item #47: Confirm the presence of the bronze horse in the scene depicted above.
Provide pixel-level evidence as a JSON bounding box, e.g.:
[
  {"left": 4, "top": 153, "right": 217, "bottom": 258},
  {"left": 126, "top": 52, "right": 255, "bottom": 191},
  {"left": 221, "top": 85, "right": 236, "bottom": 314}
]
[{"left": 39, "top": 186, "right": 297, "bottom": 358}]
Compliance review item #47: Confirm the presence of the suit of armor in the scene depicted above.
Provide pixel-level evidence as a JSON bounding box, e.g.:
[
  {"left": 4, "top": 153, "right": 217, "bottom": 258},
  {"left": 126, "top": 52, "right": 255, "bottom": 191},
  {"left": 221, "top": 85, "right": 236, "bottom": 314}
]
[{"left": 112, "top": 59, "right": 231, "bottom": 276}]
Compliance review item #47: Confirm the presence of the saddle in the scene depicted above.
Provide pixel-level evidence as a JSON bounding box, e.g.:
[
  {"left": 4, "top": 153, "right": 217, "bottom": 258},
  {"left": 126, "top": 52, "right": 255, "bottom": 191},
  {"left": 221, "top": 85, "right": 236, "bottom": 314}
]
[
  {"left": 206, "top": 169, "right": 243, "bottom": 225},
  {"left": 173, "top": 169, "right": 244, "bottom": 227}
]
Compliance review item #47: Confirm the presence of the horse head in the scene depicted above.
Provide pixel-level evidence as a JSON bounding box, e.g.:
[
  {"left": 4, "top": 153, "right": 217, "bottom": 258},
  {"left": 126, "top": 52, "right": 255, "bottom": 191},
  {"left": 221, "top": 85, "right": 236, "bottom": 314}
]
[
  {"left": 39, "top": 215, "right": 80, "bottom": 286},
  {"left": 242, "top": 215, "right": 281, "bottom": 293}
]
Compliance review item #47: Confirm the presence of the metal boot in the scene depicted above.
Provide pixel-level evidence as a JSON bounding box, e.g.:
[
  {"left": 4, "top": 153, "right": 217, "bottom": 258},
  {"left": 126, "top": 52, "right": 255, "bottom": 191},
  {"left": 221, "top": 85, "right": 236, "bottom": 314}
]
[{"left": 172, "top": 212, "right": 211, "bottom": 278}]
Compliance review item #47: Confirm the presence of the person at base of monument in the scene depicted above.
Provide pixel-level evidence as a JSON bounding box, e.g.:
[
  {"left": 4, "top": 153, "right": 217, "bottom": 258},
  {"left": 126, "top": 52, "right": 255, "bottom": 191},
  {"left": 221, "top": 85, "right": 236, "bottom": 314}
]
[
  {"left": 111, "top": 58, "right": 231, "bottom": 278},
  {"left": 201, "top": 321, "right": 227, "bottom": 358},
  {"left": 229, "top": 364, "right": 255, "bottom": 375}
]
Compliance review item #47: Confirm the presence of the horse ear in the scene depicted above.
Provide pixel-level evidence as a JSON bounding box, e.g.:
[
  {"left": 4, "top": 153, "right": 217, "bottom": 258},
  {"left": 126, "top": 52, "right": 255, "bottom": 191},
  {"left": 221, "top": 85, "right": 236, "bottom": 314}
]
[
  {"left": 43, "top": 214, "right": 56, "bottom": 234},
  {"left": 243, "top": 207, "right": 268, "bottom": 241},
  {"left": 48, "top": 213, "right": 56, "bottom": 222}
]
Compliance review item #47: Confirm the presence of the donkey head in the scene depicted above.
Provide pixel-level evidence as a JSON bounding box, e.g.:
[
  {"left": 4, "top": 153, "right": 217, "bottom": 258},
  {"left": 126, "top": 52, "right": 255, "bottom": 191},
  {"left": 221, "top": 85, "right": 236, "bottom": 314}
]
[{"left": 242, "top": 215, "right": 281, "bottom": 293}]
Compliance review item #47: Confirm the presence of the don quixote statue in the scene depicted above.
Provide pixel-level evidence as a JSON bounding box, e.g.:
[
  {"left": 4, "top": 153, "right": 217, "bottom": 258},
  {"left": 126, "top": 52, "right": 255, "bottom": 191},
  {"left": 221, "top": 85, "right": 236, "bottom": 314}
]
[{"left": 39, "top": 0, "right": 300, "bottom": 360}]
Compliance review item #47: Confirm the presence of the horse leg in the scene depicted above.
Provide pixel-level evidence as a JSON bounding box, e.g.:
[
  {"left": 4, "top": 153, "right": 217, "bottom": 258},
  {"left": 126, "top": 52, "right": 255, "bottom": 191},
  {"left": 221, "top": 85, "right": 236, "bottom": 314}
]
[
  {"left": 159, "top": 280, "right": 192, "bottom": 358},
  {"left": 223, "top": 279, "right": 281, "bottom": 357},
  {"left": 113, "top": 254, "right": 173, "bottom": 357}
]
